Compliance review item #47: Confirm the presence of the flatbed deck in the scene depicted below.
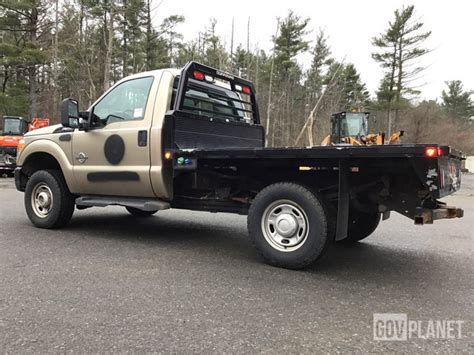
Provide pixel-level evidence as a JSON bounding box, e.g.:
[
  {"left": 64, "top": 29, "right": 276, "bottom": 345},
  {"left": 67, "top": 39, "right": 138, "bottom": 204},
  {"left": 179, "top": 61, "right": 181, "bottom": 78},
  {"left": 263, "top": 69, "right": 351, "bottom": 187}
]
[
  {"left": 177, "top": 143, "right": 463, "bottom": 160},
  {"left": 172, "top": 143, "right": 463, "bottom": 220}
]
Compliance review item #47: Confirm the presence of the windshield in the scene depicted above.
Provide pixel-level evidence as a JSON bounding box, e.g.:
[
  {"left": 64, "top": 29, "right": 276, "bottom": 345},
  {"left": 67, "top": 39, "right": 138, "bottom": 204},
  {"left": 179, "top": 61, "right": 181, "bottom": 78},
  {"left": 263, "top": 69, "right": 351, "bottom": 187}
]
[
  {"left": 341, "top": 113, "right": 368, "bottom": 137},
  {"left": 1, "top": 118, "right": 24, "bottom": 136}
]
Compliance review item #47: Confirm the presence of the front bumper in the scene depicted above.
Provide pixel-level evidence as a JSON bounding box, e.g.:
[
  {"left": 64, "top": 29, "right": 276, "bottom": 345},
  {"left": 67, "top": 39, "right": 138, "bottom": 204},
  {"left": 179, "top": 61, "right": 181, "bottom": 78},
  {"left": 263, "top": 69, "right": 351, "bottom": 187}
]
[{"left": 0, "top": 155, "right": 16, "bottom": 172}]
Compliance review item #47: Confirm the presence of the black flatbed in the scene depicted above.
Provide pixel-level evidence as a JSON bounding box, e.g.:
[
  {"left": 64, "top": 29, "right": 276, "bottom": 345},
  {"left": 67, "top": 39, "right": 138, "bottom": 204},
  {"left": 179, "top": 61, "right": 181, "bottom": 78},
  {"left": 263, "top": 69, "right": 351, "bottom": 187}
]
[
  {"left": 177, "top": 143, "right": 464, "bottom": 160},
  {"left": 167, "top": 62, "right": 463, "bottom": 230}
]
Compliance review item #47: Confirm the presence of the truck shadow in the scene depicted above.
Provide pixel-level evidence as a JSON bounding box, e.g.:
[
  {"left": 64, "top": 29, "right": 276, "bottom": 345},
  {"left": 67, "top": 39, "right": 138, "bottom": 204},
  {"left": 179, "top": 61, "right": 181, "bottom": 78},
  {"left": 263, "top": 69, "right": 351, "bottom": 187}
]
[
  {"left": 67, "top": 211, "right": 257, "bottom": 263},
  {"left": 313, "top": 242, "right": 428, "bottom": 276},
  {"left": 68, "top": 212, "right": 247, "bottom": 244},
  {"left": 66, "top": 211, "right": 453, "bottom": 285}
]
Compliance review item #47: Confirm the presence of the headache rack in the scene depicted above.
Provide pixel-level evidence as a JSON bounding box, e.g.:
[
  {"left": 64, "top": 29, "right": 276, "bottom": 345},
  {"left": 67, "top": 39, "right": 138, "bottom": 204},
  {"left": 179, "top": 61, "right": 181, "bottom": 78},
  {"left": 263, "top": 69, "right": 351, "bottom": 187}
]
[{"left": 173, "top": 61, "right": 260, "bottom": 124}]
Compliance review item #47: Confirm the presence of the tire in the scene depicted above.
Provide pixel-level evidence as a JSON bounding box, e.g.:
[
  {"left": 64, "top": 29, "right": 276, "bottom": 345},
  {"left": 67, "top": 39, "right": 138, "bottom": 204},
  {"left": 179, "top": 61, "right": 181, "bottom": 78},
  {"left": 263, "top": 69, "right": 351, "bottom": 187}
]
[
  {"left": 247, "top": 182, "right": 330, "bottom": 270},
  {"left": 320, "top": 197, "right": 337, "bottom": 244},
  {"left": 125, "top": 206, "right": 158, "bottom": 217},
  {"left": 24, "top": 170, "right": 75, "bottom": 229},
  {"left": 341, "top": 210, "right": 381, "bottom": 243}
]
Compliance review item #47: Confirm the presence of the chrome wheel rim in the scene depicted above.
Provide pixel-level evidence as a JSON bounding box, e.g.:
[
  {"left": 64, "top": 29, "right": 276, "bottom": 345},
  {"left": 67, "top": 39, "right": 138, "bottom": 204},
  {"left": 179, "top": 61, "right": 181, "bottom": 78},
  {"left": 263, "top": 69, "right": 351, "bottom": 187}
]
[
  {"left": 261, "top": 200, "right": 309, "bottom": 252},
  {"left": 31, "top": 183, "right": 53, "bottom": 218}
]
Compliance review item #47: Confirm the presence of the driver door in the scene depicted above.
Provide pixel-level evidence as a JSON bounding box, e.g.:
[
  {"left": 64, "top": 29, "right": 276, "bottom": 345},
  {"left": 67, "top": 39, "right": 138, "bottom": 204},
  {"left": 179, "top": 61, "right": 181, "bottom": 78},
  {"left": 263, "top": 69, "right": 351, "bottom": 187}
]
[{"left": 72, "top": 74, "right": 158, "bottom": 197}]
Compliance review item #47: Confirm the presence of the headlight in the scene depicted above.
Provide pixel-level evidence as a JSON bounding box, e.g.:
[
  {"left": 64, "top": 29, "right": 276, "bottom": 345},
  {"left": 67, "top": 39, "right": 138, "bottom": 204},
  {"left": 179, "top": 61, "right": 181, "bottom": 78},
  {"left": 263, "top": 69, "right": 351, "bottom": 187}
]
[{"left": 17, "top": 139, "right": 25, "bottom": 155}]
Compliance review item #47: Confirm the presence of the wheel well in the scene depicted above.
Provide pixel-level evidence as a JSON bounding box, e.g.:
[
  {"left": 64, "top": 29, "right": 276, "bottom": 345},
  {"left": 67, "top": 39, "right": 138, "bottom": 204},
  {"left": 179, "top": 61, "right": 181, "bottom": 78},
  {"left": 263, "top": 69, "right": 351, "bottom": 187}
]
[
  {"left": 23, "top": 152, "right": 61, "bottom": 174},
  {"left": 18, "top": 152, "right": 63, "bottom": 190}
]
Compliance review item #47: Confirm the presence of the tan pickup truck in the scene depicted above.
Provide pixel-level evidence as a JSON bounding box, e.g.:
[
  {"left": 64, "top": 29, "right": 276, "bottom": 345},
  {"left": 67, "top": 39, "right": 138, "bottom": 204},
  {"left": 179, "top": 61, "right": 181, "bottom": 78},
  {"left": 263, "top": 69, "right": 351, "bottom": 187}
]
[{"left": 14, "top": 62, "right": 464, "bottom": 269}]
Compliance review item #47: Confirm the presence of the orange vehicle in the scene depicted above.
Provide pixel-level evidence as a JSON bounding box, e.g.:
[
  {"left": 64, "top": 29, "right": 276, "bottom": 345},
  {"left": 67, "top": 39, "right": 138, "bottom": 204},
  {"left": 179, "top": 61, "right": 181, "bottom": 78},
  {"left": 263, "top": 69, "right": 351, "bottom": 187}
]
[
  {"left": 0, "top": 116, "right": 49, "bottom": 175},
  {"left": 321, "top": 111, "right": 404, "bottom": 146}
]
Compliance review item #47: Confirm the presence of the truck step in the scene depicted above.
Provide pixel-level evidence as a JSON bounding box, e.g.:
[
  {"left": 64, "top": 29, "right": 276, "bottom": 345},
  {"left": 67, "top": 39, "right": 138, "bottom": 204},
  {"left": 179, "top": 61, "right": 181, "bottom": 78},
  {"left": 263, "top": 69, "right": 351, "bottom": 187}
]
[{"left": 75, "top": 196, "right": 170, "bottom": 211}]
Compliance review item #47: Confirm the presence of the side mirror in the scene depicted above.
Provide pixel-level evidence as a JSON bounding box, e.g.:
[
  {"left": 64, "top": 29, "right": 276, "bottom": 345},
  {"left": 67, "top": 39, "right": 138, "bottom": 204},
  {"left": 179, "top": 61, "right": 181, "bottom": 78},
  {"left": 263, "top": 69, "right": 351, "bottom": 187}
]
[{"left": 60, "top": 98, "right": 80, "bottom": 128}]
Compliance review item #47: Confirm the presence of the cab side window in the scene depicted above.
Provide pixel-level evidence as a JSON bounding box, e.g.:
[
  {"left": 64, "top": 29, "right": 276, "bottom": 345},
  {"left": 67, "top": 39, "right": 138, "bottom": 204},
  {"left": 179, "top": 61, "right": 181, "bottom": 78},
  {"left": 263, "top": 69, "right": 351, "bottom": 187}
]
[{"left": 92, "top": 76, "right": 154, "bottom": 126}]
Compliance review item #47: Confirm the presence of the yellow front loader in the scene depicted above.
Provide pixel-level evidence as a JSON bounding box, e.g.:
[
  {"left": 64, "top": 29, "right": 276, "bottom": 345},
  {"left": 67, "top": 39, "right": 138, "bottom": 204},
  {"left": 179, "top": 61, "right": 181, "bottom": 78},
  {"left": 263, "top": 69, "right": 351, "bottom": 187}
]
[{"left": 321, "top": 111, "right": 403, "bottom": 146}]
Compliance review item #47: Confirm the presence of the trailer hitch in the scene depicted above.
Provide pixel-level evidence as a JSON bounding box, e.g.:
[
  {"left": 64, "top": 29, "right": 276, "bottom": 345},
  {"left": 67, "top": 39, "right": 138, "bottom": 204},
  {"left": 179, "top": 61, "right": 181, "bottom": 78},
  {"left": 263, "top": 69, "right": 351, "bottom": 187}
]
[{"left": 414, "top": 202, "right": 464, "bottom": 225}]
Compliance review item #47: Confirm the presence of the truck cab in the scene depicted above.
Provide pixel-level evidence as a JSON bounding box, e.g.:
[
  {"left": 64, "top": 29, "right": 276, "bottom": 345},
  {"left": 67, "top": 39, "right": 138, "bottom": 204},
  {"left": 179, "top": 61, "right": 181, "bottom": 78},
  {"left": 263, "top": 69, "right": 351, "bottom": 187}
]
[
  {"left": 14, "top": 62, "right": 464, "bottom": 270},
  {"left": 69, "top": 69, "right": 176, "bottom": 198}
]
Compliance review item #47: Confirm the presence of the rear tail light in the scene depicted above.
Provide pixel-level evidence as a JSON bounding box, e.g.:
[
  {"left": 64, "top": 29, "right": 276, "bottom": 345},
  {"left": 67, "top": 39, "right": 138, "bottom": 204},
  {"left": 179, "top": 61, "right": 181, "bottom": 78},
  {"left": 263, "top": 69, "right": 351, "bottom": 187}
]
[
  {"left": 193, "top": 71, "right": 204, "bottom": 80},
  {"left": 234, "top": 84, "right": 251, "bottom": 94},
  {"left": 424, "top": 146, "right": 443, "bottom": 158},
  {"left": 194, "top": 71, "right": 215, "bottom": 83}
]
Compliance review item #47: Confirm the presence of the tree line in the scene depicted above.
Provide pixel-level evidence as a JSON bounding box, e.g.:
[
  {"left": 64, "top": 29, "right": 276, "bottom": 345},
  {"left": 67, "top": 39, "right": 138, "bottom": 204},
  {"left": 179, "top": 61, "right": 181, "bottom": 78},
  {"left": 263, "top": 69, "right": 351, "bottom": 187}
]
[{"left": 1, "top": 1, "right": 473, "bottom": 152}]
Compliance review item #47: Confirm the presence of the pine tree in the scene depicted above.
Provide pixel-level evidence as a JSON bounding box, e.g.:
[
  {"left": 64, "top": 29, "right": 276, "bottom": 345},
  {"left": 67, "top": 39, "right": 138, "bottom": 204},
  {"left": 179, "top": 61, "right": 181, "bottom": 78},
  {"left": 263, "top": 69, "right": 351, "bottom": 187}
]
[
  {"left": 340, "top": 64, "right": 370, "bottom": 110},
  {"left": 372, "top": 5, "right": 431, "bottom": 135},
  {"left": 271, "top": 11, "right": 309, "bottom": 146},
  {"left": 232, "top": 44, "right": 249, "bottom": 77},
  {"left": 305, "top": 30, "right": 331, "bottom": 102},
  {"left": 274, "top": 11, "right": 309, "bottom": 74},
  {"left": 441, "top": 81, "right": 474, "bottom": 120},
  {"left": 160, "top": 15, "right": 185, "bottom": 67},
  {"left": 174, "top": 40, "right": 201, "bottom": 67},
  {"left": 201, "top": 18, "right": 228, "bottom": 69},
  {"left": 0, "top": 0, "right": 50, "bottom": 118},
  {"left": 119, "top": 0, "right": 146, "bottom": 76}
]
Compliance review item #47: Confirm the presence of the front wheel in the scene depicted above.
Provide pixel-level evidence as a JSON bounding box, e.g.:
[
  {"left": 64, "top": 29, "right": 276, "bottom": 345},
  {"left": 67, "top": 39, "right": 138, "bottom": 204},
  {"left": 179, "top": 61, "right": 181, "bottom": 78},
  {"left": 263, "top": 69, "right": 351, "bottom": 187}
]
[
  {"left": 248, "top": 183, "right": 330, "bottom": 269},
  {"left": 24, "top": 170, "right": 75, "bottom": 229}
]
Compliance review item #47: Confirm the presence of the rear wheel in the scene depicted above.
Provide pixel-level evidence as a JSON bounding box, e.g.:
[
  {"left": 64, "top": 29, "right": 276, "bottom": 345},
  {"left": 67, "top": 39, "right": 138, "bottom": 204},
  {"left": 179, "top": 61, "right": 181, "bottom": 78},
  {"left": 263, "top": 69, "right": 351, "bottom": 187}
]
[
  {"left": 341, "top": 210, "right": 381, "bottom": 243},
  {"left": 24, "top": 170, "right": 75, "bottom": 229},
  {"left": 248, "top": 182, "right": 330, "bottom": 269},
  {"left": 125, "top": 206, "right": 158, "bottom": 217}
]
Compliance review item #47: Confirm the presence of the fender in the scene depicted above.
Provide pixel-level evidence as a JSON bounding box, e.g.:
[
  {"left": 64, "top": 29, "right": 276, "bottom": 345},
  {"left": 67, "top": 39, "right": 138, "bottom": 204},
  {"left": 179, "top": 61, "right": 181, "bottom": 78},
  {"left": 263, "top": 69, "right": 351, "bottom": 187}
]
[{"left": 18, "top": 138, "right": 79, "bottom": 193}]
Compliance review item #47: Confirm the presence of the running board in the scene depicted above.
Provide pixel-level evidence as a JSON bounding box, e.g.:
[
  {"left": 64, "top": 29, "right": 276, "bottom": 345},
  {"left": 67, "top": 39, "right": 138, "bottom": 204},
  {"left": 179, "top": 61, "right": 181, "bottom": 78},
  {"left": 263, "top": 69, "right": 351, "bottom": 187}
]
[{"left": 75, "top": 196, "right": 170, "bottom": 211}]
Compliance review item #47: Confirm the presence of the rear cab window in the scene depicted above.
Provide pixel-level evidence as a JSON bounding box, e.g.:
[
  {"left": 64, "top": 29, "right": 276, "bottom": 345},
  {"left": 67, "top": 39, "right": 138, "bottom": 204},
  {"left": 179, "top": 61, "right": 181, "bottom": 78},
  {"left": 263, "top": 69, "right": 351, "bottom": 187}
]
[{"left": 171, "top": 68, "right": 256, "bottom": 125}]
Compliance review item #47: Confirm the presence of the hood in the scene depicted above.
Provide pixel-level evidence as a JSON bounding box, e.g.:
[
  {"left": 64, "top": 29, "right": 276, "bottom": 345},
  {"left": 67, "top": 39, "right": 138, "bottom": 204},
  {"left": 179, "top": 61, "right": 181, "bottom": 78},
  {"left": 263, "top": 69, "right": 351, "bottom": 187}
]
[{"left": 24, "top": 124, "right": 63, "bottom": 137}]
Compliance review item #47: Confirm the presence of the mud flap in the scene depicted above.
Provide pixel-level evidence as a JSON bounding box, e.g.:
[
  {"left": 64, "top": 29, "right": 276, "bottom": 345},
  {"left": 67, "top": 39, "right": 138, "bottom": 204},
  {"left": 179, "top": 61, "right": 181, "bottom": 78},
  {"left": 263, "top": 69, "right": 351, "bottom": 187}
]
[{"left": 335, "top": 160, "right": 350, "bottom": 241}]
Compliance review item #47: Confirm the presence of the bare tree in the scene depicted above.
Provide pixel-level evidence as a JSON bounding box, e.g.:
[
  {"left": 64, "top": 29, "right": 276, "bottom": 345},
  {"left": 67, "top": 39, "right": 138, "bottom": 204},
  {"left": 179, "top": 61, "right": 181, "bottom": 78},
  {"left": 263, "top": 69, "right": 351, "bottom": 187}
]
[
  {"left": 265, "top": 21, "right": 279, "bottom": 146},
  {"left": 294, "top": 59, "right": 345, "bottom": 146}
]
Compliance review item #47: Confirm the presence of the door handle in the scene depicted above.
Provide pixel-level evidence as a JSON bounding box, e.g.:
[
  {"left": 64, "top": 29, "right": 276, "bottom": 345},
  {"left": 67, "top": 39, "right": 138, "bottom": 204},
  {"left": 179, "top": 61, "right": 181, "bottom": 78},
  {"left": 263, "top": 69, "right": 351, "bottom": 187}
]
[{"left": 138, "top": 130, "right": 147, "bottom": 147}]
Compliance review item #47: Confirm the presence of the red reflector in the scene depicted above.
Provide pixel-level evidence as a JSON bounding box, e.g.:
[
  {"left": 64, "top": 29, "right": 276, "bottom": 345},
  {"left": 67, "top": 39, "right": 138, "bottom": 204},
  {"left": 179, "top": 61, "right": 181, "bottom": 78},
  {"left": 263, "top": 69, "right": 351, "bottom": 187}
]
[
  {"left": 437, "top": 147, "right": 443, "bottom": 156},
  {"left": 193, "top": 71, "right": 204, "bottom": 80},
  {"left": 424, "top": 147, "right": 438, "bottom": 158},
  {"left": 242, "top": 86, "right": 251, "bottom": 94}
]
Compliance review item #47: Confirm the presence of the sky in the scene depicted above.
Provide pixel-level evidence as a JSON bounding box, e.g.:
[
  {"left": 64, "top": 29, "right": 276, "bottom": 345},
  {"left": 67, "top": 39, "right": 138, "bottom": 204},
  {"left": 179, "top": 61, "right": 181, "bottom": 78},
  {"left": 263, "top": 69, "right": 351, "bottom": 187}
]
[{"left": 153, "top": 0, "right": 474, "bottom": 101}]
